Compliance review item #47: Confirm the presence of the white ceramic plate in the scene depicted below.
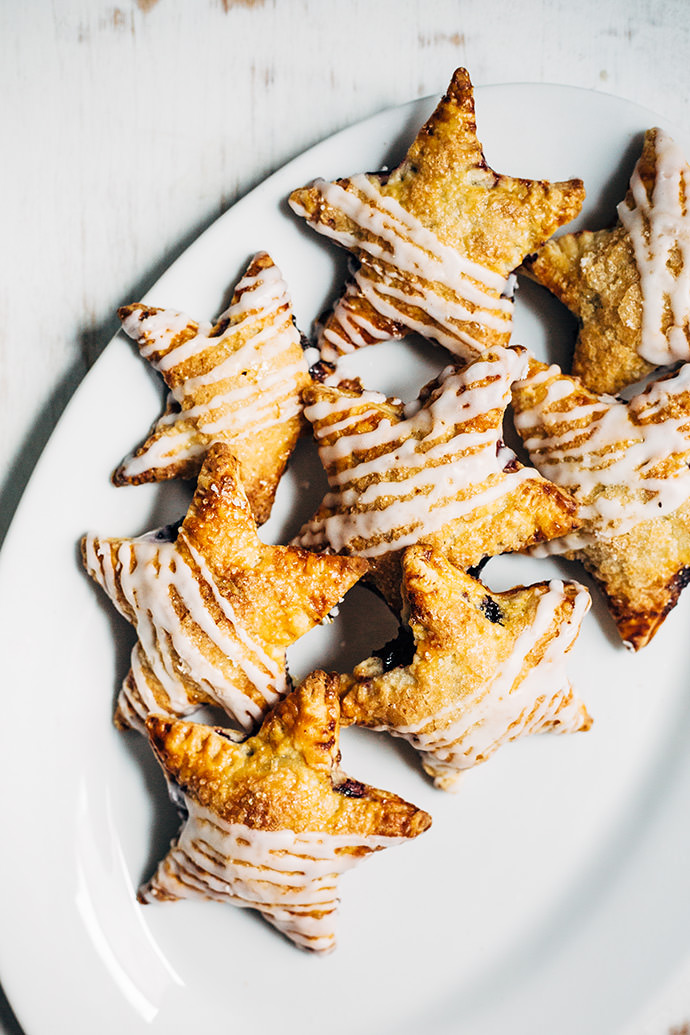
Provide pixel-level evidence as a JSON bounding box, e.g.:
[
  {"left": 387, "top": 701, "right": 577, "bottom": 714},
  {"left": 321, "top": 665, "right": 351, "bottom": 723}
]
[{"left": 2, "top": 84, "right": 690, "bottom": 1035}]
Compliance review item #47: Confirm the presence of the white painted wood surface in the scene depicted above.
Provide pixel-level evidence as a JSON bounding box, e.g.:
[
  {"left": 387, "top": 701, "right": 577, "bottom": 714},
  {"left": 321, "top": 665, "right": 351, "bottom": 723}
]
[{"left": 1, "top": 1, "right": 689, "bottom": 1032}]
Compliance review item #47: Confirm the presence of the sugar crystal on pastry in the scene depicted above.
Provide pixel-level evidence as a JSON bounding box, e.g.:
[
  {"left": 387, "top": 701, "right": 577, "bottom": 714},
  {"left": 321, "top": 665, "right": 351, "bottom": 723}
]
[
  {"left": 82, "top": 443, "right": 367, "bottom": 732},
  {"left": 139, "top": 670, "right": 431, "bottom": 953},
  {"left": 289, "top": 67, "right": 584, "bottom": 365},
  {"left": 115, "top": 251, "right": 310, "bottom": 524},
  {"left": 523, "top": 129, "right": 690, "bottom": 394},
  {"left": 511, "top": 358, "right": 690, "bottom": 648},
  {"left": 339, "top": 546, "right": 592, "bottom": 790},
  {"left": 296, "top": 346, "right": 579, "bottom": 609}
]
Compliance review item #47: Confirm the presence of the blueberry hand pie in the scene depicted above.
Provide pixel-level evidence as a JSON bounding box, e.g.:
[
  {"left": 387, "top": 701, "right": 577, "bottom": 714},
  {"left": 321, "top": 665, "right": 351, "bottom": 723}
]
[
  {"left": 297, "top": 346, "right": 579, "bottom": 608},
  {"left": 115, "top": 252, "right": 310, "bottom": 524},
  {"left": 523, "top": 129, "right": 690, "bottom": 394},
  {"left": 290, "top": 68, "right": 584, "bottom": 366},
  {"left": 83, "top": 444, "right": 367, "bottom": 732},
  {"left": 512, "top": 358, "right": 690, "bottom": 648},
  {"left": 139, "top": 670, "right": 431, "bottom": 952},
  {"left": 339, "top": 546, "right": 592, "bottom": 790}
]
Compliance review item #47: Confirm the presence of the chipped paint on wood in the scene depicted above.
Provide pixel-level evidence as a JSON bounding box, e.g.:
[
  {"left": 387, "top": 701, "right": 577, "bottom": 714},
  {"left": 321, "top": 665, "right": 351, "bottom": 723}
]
[
  {"left": 220, "top": 0, "right": 268, "bottom": 10},
  {"left": 418, "top": 30, "right": 465, "bottom": 47}
]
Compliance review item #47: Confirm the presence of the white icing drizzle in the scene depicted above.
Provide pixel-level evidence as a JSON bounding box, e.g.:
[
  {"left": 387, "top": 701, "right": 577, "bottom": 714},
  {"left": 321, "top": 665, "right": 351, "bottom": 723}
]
[
  {"left": 83, "top": 532, "right": 287, "bottom": 732},
  {"left": 290, "top": 174, "right": 512, "bottom": 362},
  {"left": 618, "top": 129, "right": 690, "bottom": 366},
  {"left": 119, "top": 258, "right": 307, "bottom": 478},
  {"left": 141, "top": 801, "right": 401, "bottom": 952},
  {"left": 514, "top": 362, "right": 690, "bottom": 550},
  {"left": 156, "top": 360, "right": 306, "bottom": 438},
  {"left": 298, "top": 350, "right": 540, "bottom": 558},
  {"left": 321, "top": 280, "right": 392, "bottom": 357},
  {"left": 380, "top": 580, "right": 590, "bottom": 787},
  {"left": 120, "top": 429, "right": 206, "bottom": 478}
]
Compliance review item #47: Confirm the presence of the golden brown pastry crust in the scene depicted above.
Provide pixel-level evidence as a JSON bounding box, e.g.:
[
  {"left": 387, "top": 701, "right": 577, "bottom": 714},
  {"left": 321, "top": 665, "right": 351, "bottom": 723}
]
[
  {"left": 511, "top": 358, "right": 690, "bottom": 649},
  {"left": 575, "top": 504, "right": 690, "bottom": 649},
  {"left": 524, "top": 226, "right": 653, "bottom": 393},
  {"left": 290, "top": 68, "right": 584, "bottom": 362},
  {"left": 339, "top": 547, "right": 592, "bottom": 789},
  {"left": 523, "top": 129, "right": 690, "bottom": 395},
  {"left": 139, "top": 670, "right": 431, "bottom": 951},
  {"left": 82, "top": 444, "right": 368, "bottom": 731},
  {"left": 114, "top": 252, "right": 311, "bottom": 524},
  {"left": 297, "top": 347, "right": 579, "bottom": 610}
]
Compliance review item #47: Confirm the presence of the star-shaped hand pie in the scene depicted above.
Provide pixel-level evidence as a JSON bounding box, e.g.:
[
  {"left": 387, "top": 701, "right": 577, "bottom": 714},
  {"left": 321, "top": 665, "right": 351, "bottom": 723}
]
[
  {"left": 511, "top": 358, "right": 690, "bottom": 649},
  {"left": 523, "top": 129, "right": 690, "bottom": 395},
  {"left": 339, "top": 546, "right": 592, "bottom": 791},
  {"left": 296, "top": 346, "right": 579, "bottom": 610},
  {"left": 115, "top": 252, "right": 311, "bottom": 524},
  {"left": 289, "top": 68, "right": 584, "bottom": 366},
  {"left": 139, "top": 669, "right": 431, "bottom": 953},
  {"left": 82, "top": 444, "right": 368, "bottom": 733}
]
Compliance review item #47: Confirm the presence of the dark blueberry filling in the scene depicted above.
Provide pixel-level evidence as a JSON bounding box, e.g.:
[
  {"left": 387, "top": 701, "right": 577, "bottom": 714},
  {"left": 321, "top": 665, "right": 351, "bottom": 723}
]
[
  {"left": 141, "top": 520, "right": 183, "bottom": 544},
  {"left": 480, "top": 595, "right": 504, "bottom": 625},
  {"left": 309, "top": 358, "right": 336, "bottom": 383},
  {"left": 672, "top": 565, "right": 690, "bottom": 592},
  {"left": 372, "top": 625, "right": 416, "bottom": 672},
  {"left": 166, "top": 777, "right": 188, "bottom": 818},
  {"left": 334, "top": 778, "right": 367, "bottom": 798}
]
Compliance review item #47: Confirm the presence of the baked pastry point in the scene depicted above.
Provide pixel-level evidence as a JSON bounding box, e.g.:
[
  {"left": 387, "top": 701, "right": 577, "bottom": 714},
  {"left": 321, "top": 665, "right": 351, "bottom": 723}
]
[
  {"left": 82, "top": 444, "right": 367, "bottom": 732},
  {"left": 114, "top": 251, "right": 311, "bottom": 524},
  {"left": 296, "top": 346, "right": 580, "bottom": 610},
  {"left": 139, "top": 670, "right": 431, "bottom": 953},
  {"left": 289, "top": 67, "right": 584, "bottom": 365},
  {"left": 523, "top": 129, "right": 690, "bottom": 395},
  {"left": 511, "top": 358, "right": 690, "bottom": 649},
  {"left": 339, "top": 546, "right": 592, "bottom": 791}
]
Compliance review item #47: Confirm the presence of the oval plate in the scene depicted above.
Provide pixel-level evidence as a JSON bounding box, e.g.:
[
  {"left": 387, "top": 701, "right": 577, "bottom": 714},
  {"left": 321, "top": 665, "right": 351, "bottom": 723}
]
[{"left": 2, "top": 84, "right": 690, "bottom": 1035}]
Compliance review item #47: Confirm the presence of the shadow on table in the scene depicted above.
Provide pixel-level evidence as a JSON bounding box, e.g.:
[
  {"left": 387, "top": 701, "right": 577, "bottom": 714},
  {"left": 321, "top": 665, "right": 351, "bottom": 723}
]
[
  {"left": 0, "top": 139, "right": 338, "bottom": 557},
  {"left": 0, "top": 982, "right": 24, "bottom": 1035},
  {"left": 0, "top": 354, "right": 94, "bottom": 552}
]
